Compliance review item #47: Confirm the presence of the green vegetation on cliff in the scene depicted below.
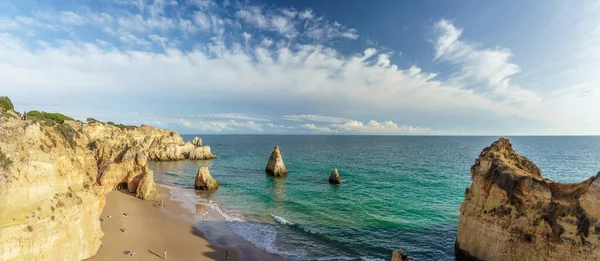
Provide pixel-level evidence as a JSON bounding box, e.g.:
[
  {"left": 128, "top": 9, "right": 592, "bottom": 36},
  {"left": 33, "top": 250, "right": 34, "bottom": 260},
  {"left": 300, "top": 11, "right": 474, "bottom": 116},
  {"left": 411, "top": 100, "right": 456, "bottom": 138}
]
[
  {"left": 0, "top": 96, "right": 14, "bottom": 111},
  {"left": 27, "top": 110, "right": 74, "bottom": 125}
]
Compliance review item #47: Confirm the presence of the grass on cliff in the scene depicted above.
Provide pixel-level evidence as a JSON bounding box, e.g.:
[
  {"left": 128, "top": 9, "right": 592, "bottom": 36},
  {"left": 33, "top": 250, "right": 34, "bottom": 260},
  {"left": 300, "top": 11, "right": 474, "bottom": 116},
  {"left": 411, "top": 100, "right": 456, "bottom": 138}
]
[
  {"left": 27, "top": 110, "right": 74, "bottom": 125},
  {"left": 0, "top": 96, "right": 14, "bottom": 111}
]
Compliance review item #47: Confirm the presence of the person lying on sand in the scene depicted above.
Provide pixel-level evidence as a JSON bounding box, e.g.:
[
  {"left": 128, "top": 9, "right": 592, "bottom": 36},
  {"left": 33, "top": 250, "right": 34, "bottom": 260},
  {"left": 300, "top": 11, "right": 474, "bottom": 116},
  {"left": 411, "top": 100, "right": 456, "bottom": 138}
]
[
  {"left": 156, "top": 199, "right": 166, "bottom": 209},
  {"left": 123, "top": 251, "right": 136, "bottom": 256},
  {"left": 122, "top": 212, "right": 128, "bottom": 217},
  {"left": 120, "top": 228, "right": 130, "bottom": 233}
]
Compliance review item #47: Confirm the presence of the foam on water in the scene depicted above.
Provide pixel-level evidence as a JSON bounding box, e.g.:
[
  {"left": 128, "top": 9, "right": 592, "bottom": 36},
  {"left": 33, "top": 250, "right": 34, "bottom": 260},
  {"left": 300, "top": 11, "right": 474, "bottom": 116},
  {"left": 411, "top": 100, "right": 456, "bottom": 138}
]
[
  {"left": 224, "top": 221, "right": 309, "bottom": 260},
  {"left": 271, "top": 213, "right": 295, "bottom": 226}
]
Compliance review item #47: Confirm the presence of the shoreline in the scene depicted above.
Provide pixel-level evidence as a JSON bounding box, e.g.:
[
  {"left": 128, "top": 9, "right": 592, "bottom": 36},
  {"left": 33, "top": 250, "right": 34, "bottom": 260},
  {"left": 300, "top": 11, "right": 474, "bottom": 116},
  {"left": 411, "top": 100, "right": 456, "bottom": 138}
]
[{"left": 88, "top": 184, "right": 284, "bottom": 261}]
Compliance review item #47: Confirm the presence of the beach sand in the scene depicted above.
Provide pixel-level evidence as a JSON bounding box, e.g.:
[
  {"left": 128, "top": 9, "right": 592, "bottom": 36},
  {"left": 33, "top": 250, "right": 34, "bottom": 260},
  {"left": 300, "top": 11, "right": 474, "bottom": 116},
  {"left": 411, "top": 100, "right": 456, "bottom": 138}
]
[{"left": 88, "top": 185, "right": 283, "bottom": 261}]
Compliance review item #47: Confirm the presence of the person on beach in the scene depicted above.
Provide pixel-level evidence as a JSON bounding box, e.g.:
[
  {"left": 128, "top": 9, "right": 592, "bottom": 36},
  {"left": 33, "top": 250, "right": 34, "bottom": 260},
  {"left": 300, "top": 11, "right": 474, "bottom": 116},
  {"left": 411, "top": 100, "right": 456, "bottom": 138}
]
[
  {"left": 164, "top": 249, "right": 167, "bottom": 260},
  {"left": 226, "top": 250, "right": 229, "bottom": 260}
]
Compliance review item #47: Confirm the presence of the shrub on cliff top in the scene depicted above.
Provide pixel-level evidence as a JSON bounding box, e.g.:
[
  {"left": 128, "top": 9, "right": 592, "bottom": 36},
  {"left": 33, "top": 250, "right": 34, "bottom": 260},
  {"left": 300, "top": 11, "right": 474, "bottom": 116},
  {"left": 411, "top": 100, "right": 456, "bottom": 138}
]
[
  {"left": 27, "top": 110, "right": 74, "bottom": 125},
  {"left": 0, "top": 96, "right": 14, "bottom": 111}
]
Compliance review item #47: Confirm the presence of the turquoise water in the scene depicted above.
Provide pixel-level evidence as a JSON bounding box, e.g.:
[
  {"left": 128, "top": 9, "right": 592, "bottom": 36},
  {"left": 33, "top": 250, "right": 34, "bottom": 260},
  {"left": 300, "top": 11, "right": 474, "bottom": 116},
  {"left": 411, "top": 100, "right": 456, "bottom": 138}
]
[{"left": 149, "top": 136, "right": 600, "bottom": 261}]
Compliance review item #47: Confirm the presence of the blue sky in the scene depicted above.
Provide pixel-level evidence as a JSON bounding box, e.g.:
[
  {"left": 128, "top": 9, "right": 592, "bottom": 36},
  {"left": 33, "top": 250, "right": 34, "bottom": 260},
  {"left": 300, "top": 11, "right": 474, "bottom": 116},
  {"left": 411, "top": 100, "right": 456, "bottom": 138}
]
[{"left": 1, "top": 0, "right": 599, "bottom": 135}]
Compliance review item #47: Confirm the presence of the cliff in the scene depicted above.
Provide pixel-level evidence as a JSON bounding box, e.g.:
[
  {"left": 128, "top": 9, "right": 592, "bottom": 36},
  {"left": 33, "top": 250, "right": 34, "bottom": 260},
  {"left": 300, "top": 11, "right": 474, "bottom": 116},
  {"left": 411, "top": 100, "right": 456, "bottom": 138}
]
[
  {"left": 0, "top": 107, "right": 214, "bottom": 261},
  {"left": 456, "top": 138, "right": 600, "bottom": 261}
]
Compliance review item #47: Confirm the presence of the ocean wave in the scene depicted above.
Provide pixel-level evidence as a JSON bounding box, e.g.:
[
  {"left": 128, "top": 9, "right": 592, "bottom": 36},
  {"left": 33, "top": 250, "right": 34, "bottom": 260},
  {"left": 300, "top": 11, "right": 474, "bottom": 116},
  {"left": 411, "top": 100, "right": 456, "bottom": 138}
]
[
  {"left": 271, "top": 213, "right": 295, "bottom": 226},
  {"left": 198, "top": 200, "right": 243, "bottom": 222},
  {"left": 224, "top": 221, "right": 308, "bottom": 259}
]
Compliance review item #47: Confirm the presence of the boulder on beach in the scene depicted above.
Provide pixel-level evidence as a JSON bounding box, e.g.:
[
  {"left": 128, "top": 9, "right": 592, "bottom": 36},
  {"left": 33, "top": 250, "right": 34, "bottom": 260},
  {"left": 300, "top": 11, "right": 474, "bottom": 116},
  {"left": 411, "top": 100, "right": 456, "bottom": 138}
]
[
  {"left": 266, "top": 145, "right": 287, "bottom": 176},
  {"left": 456, "top": 138, "right": 600, "bottom": 261},
  {"left": 329, "top": 168, "right": 341, "bottom": 184},
  {"left": 194, "top": 166, "right": 219, "bottom": 191},
  {"left": 192, "top": 136, "right": 203, "bottom": 147},
  {"left": 391, "top": 249, "right": 413, "bottom": 261},
  {"left": 136, "top": 171, "right": 157, "bottom": 200}
]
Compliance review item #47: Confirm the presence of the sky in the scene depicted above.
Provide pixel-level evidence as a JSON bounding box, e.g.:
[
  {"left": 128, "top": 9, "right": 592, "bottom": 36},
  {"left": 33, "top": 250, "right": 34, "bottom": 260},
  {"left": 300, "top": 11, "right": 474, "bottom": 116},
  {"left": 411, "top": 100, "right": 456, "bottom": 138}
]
[{"left": 0, "top": 0, "right": 599, "bottom": 135}]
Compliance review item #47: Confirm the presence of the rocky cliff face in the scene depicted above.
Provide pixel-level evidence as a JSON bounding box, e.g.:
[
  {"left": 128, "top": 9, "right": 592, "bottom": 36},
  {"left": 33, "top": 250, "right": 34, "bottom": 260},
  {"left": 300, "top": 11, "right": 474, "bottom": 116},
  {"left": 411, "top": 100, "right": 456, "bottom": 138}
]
[
  {"left": 0, "top": 109, "right": 214, "bottom": 261},
  {"left": 456, "top": 138, "right": 600, "bottom": 261}
]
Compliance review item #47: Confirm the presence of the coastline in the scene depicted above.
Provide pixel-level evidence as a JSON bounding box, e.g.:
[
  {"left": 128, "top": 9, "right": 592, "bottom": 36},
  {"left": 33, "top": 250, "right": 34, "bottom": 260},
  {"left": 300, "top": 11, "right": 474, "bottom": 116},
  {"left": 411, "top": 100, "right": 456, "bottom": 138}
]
[{"left": 88, "top": 184, "right": 284, "bottom": 261}]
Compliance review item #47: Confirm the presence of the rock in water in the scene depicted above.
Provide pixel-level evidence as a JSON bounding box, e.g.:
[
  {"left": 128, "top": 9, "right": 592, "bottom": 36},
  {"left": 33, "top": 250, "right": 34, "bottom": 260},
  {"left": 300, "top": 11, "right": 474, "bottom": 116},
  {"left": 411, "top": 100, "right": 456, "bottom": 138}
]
[
  {"left": 265, "top": 145, "right": 287, "bottom": 176},
  {"left": 192, "top": 136, "right": 203, "bottom": 147},
  {"left": 194, "top": 166, "right": 219, "bottom": 191},
  {"left": 189, "top": 145, "right": 217, "bottom": 160},
  {"left": 329, "top": 168, "right": 341, "bottom": 184},
  {"left": 391, "top": 249, "right": 413, "bottom": 261},
  {"left": 456, "top": 138, "right": 600, "bottom": 261}
]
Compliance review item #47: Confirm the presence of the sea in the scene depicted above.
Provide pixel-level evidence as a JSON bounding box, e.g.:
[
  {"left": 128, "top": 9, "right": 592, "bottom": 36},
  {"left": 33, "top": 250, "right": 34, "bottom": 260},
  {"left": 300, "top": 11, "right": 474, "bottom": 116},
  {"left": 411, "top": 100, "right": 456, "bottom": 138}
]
[{"left": 148, "top": 135, "right": 600, "bottom": 261}]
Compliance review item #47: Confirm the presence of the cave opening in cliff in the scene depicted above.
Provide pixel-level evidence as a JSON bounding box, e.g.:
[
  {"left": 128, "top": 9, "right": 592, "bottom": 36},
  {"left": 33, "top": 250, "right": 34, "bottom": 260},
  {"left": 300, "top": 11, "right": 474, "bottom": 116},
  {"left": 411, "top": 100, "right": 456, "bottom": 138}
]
[{"left": 117, "top": 182, "right": 128, "bottom": 190}]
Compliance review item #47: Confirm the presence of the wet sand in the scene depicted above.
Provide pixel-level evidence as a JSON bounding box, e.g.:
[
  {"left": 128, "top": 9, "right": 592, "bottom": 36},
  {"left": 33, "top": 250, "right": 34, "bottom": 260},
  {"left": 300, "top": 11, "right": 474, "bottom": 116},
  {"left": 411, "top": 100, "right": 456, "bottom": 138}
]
[{"left": 88, "top": 185, "right": 283, "bottom": 261}]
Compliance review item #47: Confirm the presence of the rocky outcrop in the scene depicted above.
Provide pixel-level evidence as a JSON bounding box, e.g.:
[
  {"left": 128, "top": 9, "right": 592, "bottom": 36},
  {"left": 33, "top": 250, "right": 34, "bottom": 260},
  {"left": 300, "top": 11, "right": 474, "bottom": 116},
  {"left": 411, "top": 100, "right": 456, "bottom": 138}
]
[
  {"left": 194, "top": 166, "right": 219, "bottom": 191},
  {"left": 189, "top": 145, "right": 217, "bottom": 160},
  {"left": 192, "top": 136, "right": 203, "bottom": 147},
  {"left": 0, "top": 106, "right": 216, "bottom": 261},
  {"left": 391, "top": 249, "right": 413, "bottom": 261},
  {"left": 329, "top": 168, "right": 341, "bottom": 184},
  {"left": 456, "top": 138, "right": 600, "bottom": 261},
  {"left": 266, "top": 145, "right": 287, "bottom": 176}
]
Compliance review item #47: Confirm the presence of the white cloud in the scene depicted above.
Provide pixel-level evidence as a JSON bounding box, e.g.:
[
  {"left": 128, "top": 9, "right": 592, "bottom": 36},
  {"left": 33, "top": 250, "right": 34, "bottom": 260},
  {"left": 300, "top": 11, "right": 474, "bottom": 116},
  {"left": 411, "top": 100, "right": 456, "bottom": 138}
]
[
  {"left": 332, "top": 120, "right": 433, "bottom": 134},
  {"left": 301, "top": 123, "right": 333, "bottom": 132},
  {"left": 59, "top": 11, "right": 87, "bottom": 26},
  {"left": 283, "top": 114, "right": 349, "bottom": 123},
  {"left": 193, "top": 12, "right": 211, "bottom": 31},
  {"left": 0, "top": 17, "right": 20, "bottom": 30},
  {"left": 118, "top": 32, "right": 151, "bottom": 47},
  {"left": 281, "top": 8, "right": 297, "bottom": 18},
  {"left": 433, "top": 19, "right": 538, "bottom": 106},
  {"left": 260, "top": 38, "right": 273, "bottom": 48},
  {"left": 298, "top": 9, "right": 313, "bottom": 20}
]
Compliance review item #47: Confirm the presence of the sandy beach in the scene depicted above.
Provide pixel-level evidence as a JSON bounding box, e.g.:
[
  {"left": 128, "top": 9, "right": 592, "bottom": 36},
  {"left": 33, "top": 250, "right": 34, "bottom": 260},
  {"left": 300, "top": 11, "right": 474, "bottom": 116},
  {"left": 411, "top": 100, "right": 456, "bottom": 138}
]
[{"left": 87, "top": 185, "right": 283, "bottom": 261}]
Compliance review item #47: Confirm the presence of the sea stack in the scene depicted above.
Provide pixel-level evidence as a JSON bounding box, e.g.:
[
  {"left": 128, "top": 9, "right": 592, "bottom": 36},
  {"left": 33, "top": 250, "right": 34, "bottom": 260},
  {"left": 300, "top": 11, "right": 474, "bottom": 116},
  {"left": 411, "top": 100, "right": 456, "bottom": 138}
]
[
  {"left": 194, "top": 166, "right": 219, "bottom": 191},
  {"left": 329, "top": 168, "right": 341, "bottom": 184},
  {"left": 266, "top": 145, "right": 287, "bottom": 176},
  {"left": 456, "top": 138, "right": 600, "bottom": 261},
  {"left": 391, "top": 249, "right": 413, "bottom": 261}
]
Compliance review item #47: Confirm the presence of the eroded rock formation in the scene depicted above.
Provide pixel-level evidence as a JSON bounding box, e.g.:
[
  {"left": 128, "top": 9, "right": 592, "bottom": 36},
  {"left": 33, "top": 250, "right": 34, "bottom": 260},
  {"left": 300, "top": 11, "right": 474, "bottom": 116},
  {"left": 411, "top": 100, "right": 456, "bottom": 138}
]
[
  {"left": 194, "top": 166, "right": 219, "bottom": 191},
  {"left": 266, "top": 145, "right": 287, "bottom": 176},
  {"left": 192, "top": 136, "right": 203, "bottom": 147},
  {"left": 329, "top": 168, "right": 341, "bottom": 184},
  {"left": 391, "top": 249, "right": 413, "bottom": 261},
  {"left": 456, "top": 138, "right": 600, "bottom": 261},
  {"left": 0, "top": 107, "right": 215, "bottom": 261}
]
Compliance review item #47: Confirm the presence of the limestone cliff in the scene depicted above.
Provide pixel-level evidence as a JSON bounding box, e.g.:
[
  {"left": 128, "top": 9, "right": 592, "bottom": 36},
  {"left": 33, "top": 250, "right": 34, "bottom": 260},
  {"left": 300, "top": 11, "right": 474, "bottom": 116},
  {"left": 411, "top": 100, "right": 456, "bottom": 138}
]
[
  {"left": 0, "top": 107, "right": 215, "bottom": 261},
  {"left": 456, "top": 138, "right": 600, "bottom": 261}
]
